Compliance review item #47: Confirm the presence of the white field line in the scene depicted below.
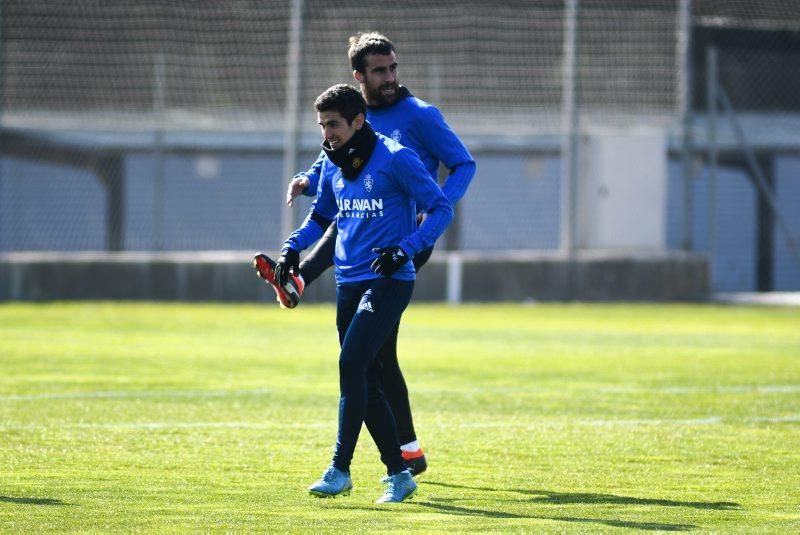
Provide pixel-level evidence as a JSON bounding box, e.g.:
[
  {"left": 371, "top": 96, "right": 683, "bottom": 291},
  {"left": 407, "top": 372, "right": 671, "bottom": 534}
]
[
  {"left": 0, "top": 388, "right": 272, "bottom": 401},
  {"left": 417, "top": 385, "right": 800, "bottom": 395},
  {"left": 454, "top": 418, "right": 724, "bottom": 428},
  {"left": 68, "top": 421, "right": 330, "bottom": 430},
  {"left": 0, "top": 421, "right": 331, "bottom": 431},
  {"left": 745, "top": 415, "right": 800, "bottom": 423},
  {"left": 580, "top": 417, "right": 724, "bottom": 426},
  {"left": 444, "top": 416, "right": 800, "bottom": 426},
  {"left": 3, "top": 416, "right": 800, "bottom": 433},
  {"left": 3, "top": 384, "right": 800, "bottom": 403},
  {"left": 650, "top": 385, "right": 800, "bottom": 394}
]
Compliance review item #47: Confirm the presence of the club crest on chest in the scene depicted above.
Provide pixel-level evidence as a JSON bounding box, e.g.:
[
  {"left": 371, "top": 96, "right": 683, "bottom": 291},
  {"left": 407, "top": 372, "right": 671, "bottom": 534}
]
[{"left": 364, "top": 174, "right": 373, "bottom": 193}]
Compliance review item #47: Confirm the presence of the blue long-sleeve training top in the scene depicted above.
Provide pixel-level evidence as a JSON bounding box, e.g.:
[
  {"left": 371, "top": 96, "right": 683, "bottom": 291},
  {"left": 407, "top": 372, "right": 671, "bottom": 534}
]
[
  {"left": 285, "top": 131, "right": 453, "bottom": 283},
  {"left": 297, "top": 88, "right": 475, "bottom": 206}
]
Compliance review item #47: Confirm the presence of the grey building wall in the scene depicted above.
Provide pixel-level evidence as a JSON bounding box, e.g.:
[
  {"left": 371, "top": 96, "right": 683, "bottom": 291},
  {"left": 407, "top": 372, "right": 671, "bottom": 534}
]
[{"left": 1, "top": 149, "right": 798, "bottom": 291}]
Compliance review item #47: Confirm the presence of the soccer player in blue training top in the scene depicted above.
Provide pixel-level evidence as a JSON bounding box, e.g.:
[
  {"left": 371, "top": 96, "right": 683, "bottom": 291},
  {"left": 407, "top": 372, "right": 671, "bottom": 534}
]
[
  {"left": 273, "top": 83, "right": 453, "bottom": 503},
  {"left": 254, "top": 32, "right": 475, "bottom": 477}
]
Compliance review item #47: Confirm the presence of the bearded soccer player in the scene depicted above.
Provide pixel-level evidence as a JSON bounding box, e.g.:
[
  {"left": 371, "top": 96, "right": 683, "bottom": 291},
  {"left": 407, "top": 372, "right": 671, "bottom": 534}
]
[
  {"left": 255, "top": 33, "right": 475, "bottom": 477},
  {"left": 276, "top": 84, "right": 452, "bottom": 502}
]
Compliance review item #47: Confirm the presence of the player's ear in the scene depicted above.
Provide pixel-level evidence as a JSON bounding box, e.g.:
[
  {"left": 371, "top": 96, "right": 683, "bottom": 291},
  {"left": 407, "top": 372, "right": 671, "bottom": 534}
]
[
  {"left": 353, "top": 113, "right": 365, "bottom": 130},
  {"left": 353, "top": 70, "right": 364, "bottom": 84}
]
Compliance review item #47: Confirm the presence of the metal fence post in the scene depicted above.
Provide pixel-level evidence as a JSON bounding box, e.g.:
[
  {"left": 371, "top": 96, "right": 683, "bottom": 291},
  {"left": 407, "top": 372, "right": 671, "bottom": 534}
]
[
  {"left": 706, "top": 45, "right": 718, "bottom": 269},
  {"left": 677, "top": 0, "right": 694, "bottom": 251},
  {"left": 281, "top": 0, "right": 306, "bottom": 243},
  {"left": 560, "top": 0, "right": 579, "bottom": 257},
  {"left": 153, "top": 52, "right": 166, "bottom": 251}
]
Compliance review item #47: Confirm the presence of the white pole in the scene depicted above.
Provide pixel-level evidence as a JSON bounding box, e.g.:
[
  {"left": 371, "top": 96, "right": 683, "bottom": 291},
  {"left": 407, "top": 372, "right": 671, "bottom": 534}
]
[
  {"left": 706, "top": 46, "right": 718, "bottom": 267},
  {"left": 446, "top": 252, "right": 462, "bottom": 305},
  {"left": 677, "top": 0, "right": 694, "bottom": 251},
  {"left": 153, "top": 52, "right": 166, "bottom": 251},
  {"left": 560, "top": 0, "right": 579, "bottom": 256},
  {"left": 281, "top": 0, "right": 305, "bottom": 242}
]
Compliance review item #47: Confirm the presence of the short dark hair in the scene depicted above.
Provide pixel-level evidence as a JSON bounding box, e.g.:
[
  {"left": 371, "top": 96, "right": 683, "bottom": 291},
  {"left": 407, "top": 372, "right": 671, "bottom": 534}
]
[
  {"left": 348, "top": 32, "right": 395, "bottom": 73},
  {"left": 314, "top": 84, "right": 366, "bottom": 124}
]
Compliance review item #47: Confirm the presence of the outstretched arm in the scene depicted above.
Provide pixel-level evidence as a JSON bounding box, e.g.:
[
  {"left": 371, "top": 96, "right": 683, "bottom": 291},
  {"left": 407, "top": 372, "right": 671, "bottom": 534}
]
[
  {"left": 284, "top": 172, "right": 336, "bottom": 251},
  {"left": 285, "top": 151, "right": 325, "bottom": 207},
  {"left": 275, "top": 169, "right": 337, "bottom": 284}
]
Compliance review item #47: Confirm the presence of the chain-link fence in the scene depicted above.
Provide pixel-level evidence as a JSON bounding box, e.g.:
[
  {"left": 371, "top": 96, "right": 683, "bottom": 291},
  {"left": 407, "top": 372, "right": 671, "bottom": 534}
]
[{"left": 1, "top": 0, "right": 799, "bottom": 291}]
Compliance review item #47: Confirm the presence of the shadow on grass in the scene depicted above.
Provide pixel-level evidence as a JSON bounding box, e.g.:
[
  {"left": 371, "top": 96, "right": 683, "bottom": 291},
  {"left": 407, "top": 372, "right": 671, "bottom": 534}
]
[
  {"left": 347, "top": 502, "right": 696, "bottom": 531},
  {"left": 425, "top": 481, "right": 741, "bottom": 510},
  {"left": 0, "top": 495, "right": 69, "bottom": 506},
  {"left": 415, "top": 502, "right": 696, "bottom": 531}
]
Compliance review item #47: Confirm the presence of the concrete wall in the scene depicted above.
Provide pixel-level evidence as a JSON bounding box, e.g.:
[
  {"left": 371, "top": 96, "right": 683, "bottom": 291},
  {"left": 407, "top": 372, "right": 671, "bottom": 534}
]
[
  {"left": 0, "top": 251, "right": 708, "bottom": 302},
  {"left": 4, "top": 148, "right": 797, "bottom": 291}
]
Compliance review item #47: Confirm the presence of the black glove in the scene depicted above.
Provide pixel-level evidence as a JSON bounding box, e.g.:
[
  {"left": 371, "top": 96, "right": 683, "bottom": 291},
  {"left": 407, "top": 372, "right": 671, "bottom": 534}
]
[
  {"left": 274, "top": 247, "right": 300, "bottom": 286},
  {"left": 370, "top": 246, "right": 410, "bottom": 277}
]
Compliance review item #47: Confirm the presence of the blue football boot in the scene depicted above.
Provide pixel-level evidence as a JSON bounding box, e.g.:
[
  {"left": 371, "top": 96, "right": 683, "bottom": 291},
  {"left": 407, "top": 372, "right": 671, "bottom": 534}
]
[
  {"left": 380, "top": 450, "right": 428, "bottom": 484},
  {"left": 308, "top": 466, "right": 352, "bottom": 498},
  {"left": 376, "top": 470, "right": 417, "bottom": 503}
]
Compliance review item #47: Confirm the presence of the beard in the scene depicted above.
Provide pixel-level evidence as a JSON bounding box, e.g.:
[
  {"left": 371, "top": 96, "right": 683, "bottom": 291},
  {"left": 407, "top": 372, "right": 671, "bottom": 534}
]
[{"left": 364, "top": 81, "right": 400, "bottom": 106}]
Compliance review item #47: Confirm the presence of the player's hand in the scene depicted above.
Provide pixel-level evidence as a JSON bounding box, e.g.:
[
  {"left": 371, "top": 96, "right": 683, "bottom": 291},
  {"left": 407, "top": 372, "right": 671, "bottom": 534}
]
[
  {"left": 370, "top": 246, "right": 410, "bottom": 277},
  {"left": 274, "top": 247, "right": 300, "bottom": 286},
  {"left": 286, "top": 176, "right": 310, "bottom": 207}
]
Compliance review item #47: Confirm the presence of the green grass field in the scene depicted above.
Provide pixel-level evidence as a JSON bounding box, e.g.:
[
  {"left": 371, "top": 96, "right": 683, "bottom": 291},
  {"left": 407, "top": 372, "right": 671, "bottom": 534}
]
[{"left": 1, "top": 302, "right": 799, "bottom": 533}]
